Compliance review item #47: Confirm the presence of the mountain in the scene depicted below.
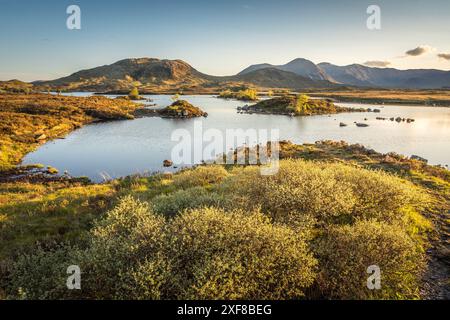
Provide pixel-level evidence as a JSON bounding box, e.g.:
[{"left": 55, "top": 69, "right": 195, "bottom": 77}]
[
  {"left": 34, "top": 58, "right": 213, "bottom": 91},
  {"left": 33, "top": 58, "right": 336, "bottom": 92},
  {"left": 239, "top": 58, "right": 450, "bottom": 89},
  {"left": 32, "top": 57, "right": 450, "bottom": 92},
  {"left": 233, "top": 68, "right": 336, "bottom": 89},
  {"left": 239, "top": 58, "right": 333, "bottom": 82},
  {"left": 0, "top": 79, "right": 33, "bottom": 92},
  {"left": 318, "top": 63, "right": 450, "bottom": 89}
]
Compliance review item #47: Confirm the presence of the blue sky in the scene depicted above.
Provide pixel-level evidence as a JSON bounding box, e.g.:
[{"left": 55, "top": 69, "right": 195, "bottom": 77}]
[{"left": 1, "top": 0, "right": 450, "bottom": 81}]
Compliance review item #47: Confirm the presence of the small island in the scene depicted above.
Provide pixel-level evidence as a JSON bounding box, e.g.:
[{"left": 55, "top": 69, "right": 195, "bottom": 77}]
[
  {"left": 158, "top": 100, "right": 208, "bottom": 118},
  {"left": 218, "top": 88, "right": 258, "bottom": 101},
  {"left": 239, "top": 94, "right": 368, "bottom": 116}
]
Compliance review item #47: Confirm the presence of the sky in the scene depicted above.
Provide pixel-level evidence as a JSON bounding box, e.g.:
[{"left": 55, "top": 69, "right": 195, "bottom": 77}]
[{"left": 0, "top": 0, "right": 450, "bottom": 81}]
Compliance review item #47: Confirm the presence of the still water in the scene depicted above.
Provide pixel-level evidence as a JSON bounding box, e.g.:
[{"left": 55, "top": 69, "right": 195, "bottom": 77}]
[{"left": 23, "top": 94, "right": 450, "bottom": 181}]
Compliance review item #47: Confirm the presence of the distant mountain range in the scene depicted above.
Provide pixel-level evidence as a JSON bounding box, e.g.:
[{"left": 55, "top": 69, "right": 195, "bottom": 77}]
[
  {"left": 29, "top": 57, "right": 450, "bottom": 92},
  {"left": 238, "top": 58, "right": 333, "bottom": 82},
  {"left": 318, "top": 63, "right": 450, "bottom": 89},
  {"left": 241, "top": 59, "right": 450, "bottom": 89}
]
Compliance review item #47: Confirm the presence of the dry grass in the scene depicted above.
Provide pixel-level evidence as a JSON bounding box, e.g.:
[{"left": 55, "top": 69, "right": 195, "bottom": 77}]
[{"left": 306, "top": 89, "right": 450, "bottom": 106}]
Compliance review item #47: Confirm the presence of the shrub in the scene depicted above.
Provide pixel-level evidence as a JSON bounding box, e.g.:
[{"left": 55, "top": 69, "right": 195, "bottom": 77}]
[
  {"left": 221, "top": 161, "right": 356, "bottom": 224},
  {"left": 165, "top": 207, "right": 317, "bottom": 299},
  {"left": 152, "top": 186, "right": 230, "bottom": 217},
  {"left": 218, "top": 89, "right": 258, "bottom": 101},
  {"left": 6, "top": 160, "right": 431, "bottom": 300},
  {"left": 222, "top": 160, "right": 427, "bottom": 227},
  {"left": 8, "top": 196, "right": 167, "bottom": 299},
  {"left": 172, "top": 165, "right": 229, "bottom": 189},
  {"left": 315, "top": 220, "right": 425, "bottom": 299},
  {"left": 73, "top": 196, "right": 167, "bottom": 299},
  {"left": 8, "top": 200, "right": 317, "bottom": 300},
  {"left": 128, "top": 87, "right": 140, "bottom": 100},
  {"left": 332, "top": 166, "right": 429, "bottom": 224},
  {"left": 7, "top": 245, "right": 71, "bottom": 299}
]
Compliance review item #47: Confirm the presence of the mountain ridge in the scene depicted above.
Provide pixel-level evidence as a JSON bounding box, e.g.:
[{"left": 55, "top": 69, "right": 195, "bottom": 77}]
[
  {"left": 29, "top": 57, "right": 450, "bottom": 92},
  {"left": 33, "top": 57, "right": 336, "bottom": 92}
]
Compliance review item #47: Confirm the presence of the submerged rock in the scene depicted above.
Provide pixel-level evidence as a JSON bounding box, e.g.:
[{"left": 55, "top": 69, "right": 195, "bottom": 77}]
[{"left": 163, "top": 160, "right": 173, "bottom": 167}]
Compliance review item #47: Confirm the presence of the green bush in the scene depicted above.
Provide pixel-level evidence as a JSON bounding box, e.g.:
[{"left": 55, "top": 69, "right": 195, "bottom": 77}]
[
  {"left": 7, "top": 245, "right": 71, "bottom": 299},
  {"left": 315, "top": 219, "right": 425, "bottom": 299},
  {"left": 172, "top": 165, "right": 229, "bottom": 189},
  {"left": 165, "top": 207, "right": 317, "bottom": 299},
  {"left": 222, "top": 160, "right": 427, "bottom": 227},
  {"left": 73, "top": 196, "right": 167, "bottom": 299},
  {"left": 6, "top": 159, "right": 431, "bottom": 300},
  {"left": 8, "top": 197, "right": 317, "bottom": 300},
  {"left": 128, "top": 87, "right": 140, "bottom": 100},
  {"left": 8, "top": 196, "right": 167, "bottom": 299},
  {"left": 221, "top": 161, "right": 356, "bottom": 224},
  {"left": 218, "top": 89, "right": 258, "bottom": 101},
  {"left": 152, "top": 186, "right": 230, "bottom": 217},
  {"left": 332, "top": 166, "right": 429, "bottom": 224}
]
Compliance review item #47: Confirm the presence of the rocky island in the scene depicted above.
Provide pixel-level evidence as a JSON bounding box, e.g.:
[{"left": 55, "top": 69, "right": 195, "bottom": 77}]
[
  {"left": 239, "top": 94, "right": 368, "bottom": 116},
  {"left": 218, "top": 88, "right": 258, "bottom": 101},
  {"left": 157, "top": 99, "right": 208, "bottom": 118}
]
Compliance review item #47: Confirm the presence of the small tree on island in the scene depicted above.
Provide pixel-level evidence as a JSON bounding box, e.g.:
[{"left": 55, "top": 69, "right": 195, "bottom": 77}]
[
  {"left": 295, "top": 94, "right": 310, "bottom": 114},
  {"left": 128, "top": 87, "right": 140, "bottom": 100},
  {"left": 171, "top": 93, "right": 180, "bottom": 102}
]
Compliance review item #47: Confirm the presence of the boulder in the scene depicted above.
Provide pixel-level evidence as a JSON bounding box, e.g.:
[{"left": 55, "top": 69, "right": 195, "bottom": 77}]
[{"left": 163, "top": 160, "right": 173, "bottom": 167}]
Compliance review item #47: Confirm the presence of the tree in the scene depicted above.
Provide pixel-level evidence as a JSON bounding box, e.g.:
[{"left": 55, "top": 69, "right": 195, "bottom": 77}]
[
  {"left": 128, "top": 87, "right": 140, "bottom": 100},
  {"left": 171, "top": 93, "right": 180, "bottom": 102},
  {"left": 296, "top": 94, "right": 310, "bottom": 114}
]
